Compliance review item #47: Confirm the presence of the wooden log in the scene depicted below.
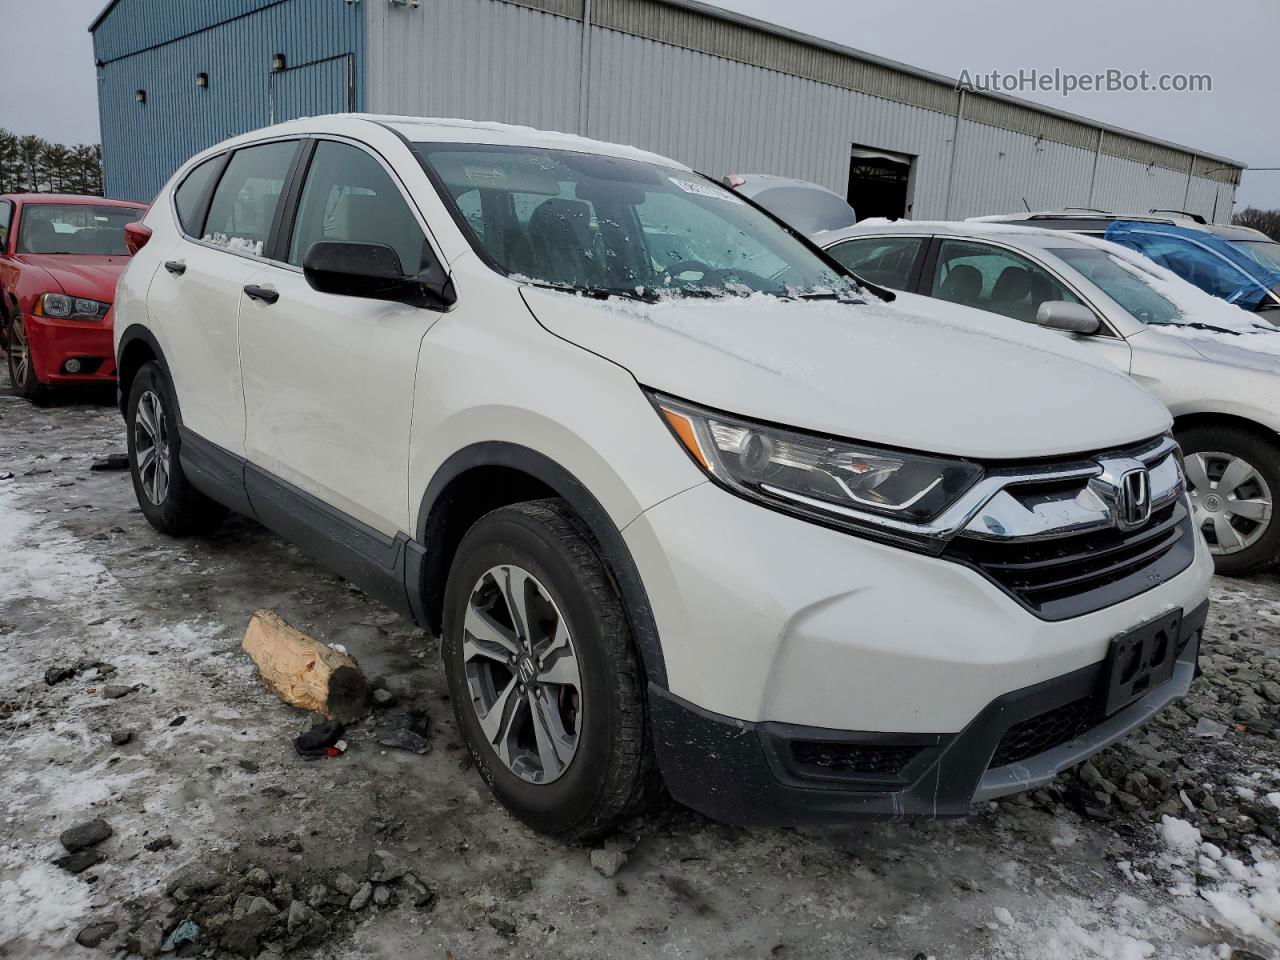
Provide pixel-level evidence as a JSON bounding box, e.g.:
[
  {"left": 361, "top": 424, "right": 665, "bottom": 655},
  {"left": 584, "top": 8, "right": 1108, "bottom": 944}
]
[{"left": 241, "top": 610, "right": 368, "bottom": 723}]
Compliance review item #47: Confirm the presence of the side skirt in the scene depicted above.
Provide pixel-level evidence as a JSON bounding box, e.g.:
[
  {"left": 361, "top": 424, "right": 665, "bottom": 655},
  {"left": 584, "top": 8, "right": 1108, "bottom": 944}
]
[{"left": 178, "top": 427, "right": 427, "bottom": 626}]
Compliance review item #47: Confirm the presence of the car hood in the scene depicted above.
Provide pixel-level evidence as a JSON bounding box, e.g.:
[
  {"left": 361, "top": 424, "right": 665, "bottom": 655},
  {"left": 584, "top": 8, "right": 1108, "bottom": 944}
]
[
  {"left": 13, "top": 255, "right": 130, "bottom": 300},
  {"left": 521, "top": 287, "right": 1171, "bottom": 460}
]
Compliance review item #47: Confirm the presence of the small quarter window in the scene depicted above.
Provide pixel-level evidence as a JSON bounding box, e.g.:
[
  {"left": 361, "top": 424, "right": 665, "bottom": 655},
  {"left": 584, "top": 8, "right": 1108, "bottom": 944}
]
[
  {"left": 827, "top": 236, "right": 924, "bottom": 289},
  {"left": 173, "top": 156, "right": 223, "bottom": 236}
]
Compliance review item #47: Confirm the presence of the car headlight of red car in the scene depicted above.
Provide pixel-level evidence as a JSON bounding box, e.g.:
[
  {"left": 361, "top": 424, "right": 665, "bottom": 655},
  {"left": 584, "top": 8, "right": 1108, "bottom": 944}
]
[{"left": 35, "top": 293, "right": 111, "bottom": 320}]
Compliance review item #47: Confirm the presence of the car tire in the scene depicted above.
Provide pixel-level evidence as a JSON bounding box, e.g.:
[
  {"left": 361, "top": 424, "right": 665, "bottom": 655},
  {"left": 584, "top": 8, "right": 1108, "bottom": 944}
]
[
  {"left": 126, "top": 362, "right": 227, "bottom": 537},
  {"left": 442, "top": 498, "right": 657, "bottom": 841},
  {"left": 1178, "top": 424, "right": 1280, "bottom": 577},
  {"left": 6, "top": 315, "right": 49, "bottom": 403}
]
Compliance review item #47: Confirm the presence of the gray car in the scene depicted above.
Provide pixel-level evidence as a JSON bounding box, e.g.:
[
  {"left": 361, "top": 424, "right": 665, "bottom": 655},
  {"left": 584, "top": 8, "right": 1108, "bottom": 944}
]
[
  {"left": 817, "top": 219, "right": 1280, "bottom": 575},
  {"left": 722, "top": 174, "right": 858, "bottom": 236}
]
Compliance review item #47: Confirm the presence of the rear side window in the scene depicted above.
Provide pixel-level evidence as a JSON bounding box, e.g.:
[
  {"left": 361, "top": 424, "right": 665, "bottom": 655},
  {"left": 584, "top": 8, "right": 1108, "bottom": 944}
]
[
  {"left": 203, "top": 141, "right": 298, "bottom": 257},
  {"left": 287, "top": 141, "right": 427, "bottom": 273},
  {"left": 827, "top": 236, "right": 924, "bottom": 289},
  {"left": 173, "top": 156, "right": 223, "bottom": 236}
]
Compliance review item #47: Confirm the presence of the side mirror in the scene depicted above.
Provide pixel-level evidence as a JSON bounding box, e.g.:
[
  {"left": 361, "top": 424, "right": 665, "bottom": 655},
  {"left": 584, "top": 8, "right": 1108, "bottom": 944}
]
[
  {"left": 1034, "top": 300, "right": 1100, "bottom": 335},
  {"left": 303, "top": 240, "right": 456, "bottom": 309}
]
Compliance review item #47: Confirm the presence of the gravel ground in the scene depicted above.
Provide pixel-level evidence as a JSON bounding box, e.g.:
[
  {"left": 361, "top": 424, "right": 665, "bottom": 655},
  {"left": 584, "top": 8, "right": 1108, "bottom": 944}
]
[{"left": 2, "top": 386, "right": 1279, "bottom": 960}]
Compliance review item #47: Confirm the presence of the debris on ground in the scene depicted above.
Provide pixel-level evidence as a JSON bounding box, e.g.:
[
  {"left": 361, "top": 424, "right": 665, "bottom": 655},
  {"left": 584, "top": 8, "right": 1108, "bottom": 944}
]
[
  {"left": 59, "top": 817, "right": 113, "bottom": 852},
  {"left": 375, "top": 708, "right": 432, "bottom": 755},
  {"left": 293, "top": 718, "right": 347, "bottom": 760},
  {"left": 591, "top": 847, "right": 628, "bottom": 878},
  {"left": 89, "top": 452, "right": 130, "bottom": 471},
  {"left": 242, "top": 609, "right": 369, "bottom": 722}
]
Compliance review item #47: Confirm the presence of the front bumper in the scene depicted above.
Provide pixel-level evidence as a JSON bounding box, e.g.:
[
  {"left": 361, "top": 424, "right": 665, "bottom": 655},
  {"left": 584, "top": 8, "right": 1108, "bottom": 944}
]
[
  {"left": 23, "top": 314, "right": 116, "bottom": 384},
  {"left": 650, "top": 600, "right": 1207, "bottom": 825}
]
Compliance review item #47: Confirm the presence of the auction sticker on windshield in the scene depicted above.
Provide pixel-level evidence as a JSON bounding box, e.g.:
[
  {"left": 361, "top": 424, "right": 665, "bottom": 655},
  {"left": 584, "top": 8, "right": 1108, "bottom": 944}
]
[{"left": 669, "top": 176, "right": 744, "bottom": 203}]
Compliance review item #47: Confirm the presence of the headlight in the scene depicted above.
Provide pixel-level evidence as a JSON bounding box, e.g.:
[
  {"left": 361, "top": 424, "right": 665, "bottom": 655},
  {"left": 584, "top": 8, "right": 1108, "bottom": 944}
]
[
  {"left": 651, "top": 393, "right": 983, "bottom": 545},
  {"left": 36, "top": 293, "right": 109, "bottom": 320}
]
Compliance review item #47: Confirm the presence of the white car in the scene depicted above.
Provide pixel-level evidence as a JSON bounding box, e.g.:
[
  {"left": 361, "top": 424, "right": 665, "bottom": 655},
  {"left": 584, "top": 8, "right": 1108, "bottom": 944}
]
[
  {"left": 819, "top": 220, "right": 1280, "bottom": 577},
  {"left": 113, "top": 116, "right": 1211, "bottom": 838}
]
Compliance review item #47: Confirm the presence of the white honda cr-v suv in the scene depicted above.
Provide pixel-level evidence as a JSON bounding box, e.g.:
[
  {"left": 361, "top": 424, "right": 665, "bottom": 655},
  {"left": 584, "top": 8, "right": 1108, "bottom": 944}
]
[{"left": 113, "top": 115, "right": 1212, "bottom": 839}]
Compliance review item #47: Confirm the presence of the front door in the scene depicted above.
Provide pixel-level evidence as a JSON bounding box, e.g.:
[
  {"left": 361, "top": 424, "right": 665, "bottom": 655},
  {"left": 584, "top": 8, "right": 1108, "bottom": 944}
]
[{"left": 237, "top": 138, "right": 441, "bottom": 536}]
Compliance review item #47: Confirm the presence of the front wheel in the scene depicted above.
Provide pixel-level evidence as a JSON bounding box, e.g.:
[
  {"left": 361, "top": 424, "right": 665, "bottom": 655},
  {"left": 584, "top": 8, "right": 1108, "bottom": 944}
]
[
  {"left": 442, "top": 499, "right": 656, "bottom": 841},
  {"left": 1179, "top": 424, "right": 1280, "bottom": 576},
  {"left": 6, "top": 315, "right": 48, "bottom": 402},
  {"left": 126, "top": 362, "right": 227, "bottom": 537}
]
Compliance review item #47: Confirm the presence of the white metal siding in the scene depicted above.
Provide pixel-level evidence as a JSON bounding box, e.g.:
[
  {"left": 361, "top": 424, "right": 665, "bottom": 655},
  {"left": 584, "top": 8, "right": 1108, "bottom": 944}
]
[{"left": 364, "top": 0, "right": 1239, "bottom": 222}]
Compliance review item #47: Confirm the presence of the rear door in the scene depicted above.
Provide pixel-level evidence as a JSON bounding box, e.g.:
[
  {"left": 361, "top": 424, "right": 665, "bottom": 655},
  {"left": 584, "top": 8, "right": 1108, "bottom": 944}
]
[
  {"left": 145, "top": 140, "right": 301, "bottom": 456},
  {"left": 237, "top": 137, "right": 441, "bottom": 536}
]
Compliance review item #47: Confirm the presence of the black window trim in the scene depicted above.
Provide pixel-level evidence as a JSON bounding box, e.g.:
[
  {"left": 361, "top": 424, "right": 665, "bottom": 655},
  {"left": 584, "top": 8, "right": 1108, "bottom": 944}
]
[{"left": 0, "top": 199, "right": 12, "bottom": 254}]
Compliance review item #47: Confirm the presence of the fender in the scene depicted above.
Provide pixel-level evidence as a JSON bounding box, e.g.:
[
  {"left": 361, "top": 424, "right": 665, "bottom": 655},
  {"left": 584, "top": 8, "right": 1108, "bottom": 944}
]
[
  {"left": 115, "top": 323, "right": 177, "bottom": 419},
  {"left": 416, "top": 441, "right": 668, "bottom": 688}
]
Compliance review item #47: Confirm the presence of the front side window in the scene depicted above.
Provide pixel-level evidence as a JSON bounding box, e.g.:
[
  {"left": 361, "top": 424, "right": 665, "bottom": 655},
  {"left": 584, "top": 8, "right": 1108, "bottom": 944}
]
[
  {"left": 14, "top": 203, "right": 144, "bottom": 256},
  {"left": 174, "top": 155, "right": 224, "bottom": 236},
  {"left": 203, "top": 141, "right": 298, "bottom": 257},
  {"left": 1051, "top": 247, "right": 1181, "bottom": 326},
  {"left": 415, "top": 142, "right": 859, "bottom": 302},
  {"left": 288, "top": 141, "right": 428, "bottom": 273},
  {"left": 929, "top": 239, "right": 1083, "bottom": 324},
  {"left": 827, "top": 236, "right": 924, "bottom": 289}
]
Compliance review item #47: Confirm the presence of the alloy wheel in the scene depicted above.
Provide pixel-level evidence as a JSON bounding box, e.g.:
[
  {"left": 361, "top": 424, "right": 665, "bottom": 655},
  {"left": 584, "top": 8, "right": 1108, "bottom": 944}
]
[
  {"left": 134, "top": 390, "right": 171, "bottom": 505},
  {"left": 1185, "top": 451, "right": 1273, "bottom": 555},
  {"left": 463, "top": 564, "right": 582, "bottom": 784},
  {"left": 9, "top": 318, "right": 30, "bottom": 387}
]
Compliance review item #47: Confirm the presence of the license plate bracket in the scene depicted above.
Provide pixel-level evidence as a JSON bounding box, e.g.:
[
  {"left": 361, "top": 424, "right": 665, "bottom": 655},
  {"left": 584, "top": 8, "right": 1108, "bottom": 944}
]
[{"left": 1103, "top": 609, "right": 1182, "bottom": 716}]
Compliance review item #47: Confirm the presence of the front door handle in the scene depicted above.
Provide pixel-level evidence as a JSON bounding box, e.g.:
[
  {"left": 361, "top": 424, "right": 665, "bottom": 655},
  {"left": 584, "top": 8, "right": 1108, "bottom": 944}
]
[
  {"left": 164, "top": 260, "right": 186, "bottom": 276},
  {"left": 243, "top": 284, "right": 279, "bottom": 305}
]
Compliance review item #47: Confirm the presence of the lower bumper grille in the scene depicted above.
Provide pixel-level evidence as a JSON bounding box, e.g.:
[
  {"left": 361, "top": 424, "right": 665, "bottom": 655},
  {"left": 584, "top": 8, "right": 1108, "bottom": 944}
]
[
  {"left": 987, "top": 696, "right": 1101, "bottom": 769},
  {"left": 789, "top": 740, "right": 923, "bottom": 778},
  {"left": 944, "top": 500, "right": 1195, "bottom": 620}
]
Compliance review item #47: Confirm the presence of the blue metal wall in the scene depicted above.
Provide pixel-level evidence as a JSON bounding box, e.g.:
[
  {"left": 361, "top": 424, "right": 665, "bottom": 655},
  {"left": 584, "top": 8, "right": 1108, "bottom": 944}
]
[{"left": 92, "top": 0, "right": 364, "bottom": 202}]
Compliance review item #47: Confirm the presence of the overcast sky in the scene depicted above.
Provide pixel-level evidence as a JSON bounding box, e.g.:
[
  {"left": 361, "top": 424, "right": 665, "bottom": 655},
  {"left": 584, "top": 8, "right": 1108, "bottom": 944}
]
[{"left": 2, "top": 0, "right": 1275, "bottom": 210}]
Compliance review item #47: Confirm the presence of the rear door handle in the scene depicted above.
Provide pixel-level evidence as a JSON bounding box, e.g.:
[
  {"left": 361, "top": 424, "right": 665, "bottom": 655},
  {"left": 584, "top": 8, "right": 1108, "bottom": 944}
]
[
  {"left": 164, "top": 260, "right": 186, "bottom": 276},
  {"left": 243, "top": 284, "right": 279, "bottom": 305}
]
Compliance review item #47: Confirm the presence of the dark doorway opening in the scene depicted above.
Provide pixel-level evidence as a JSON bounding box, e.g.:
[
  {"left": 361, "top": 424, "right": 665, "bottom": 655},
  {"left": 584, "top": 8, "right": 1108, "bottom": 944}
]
[{"left": 848, "top": 147, "right": 913, "bottom": 221}]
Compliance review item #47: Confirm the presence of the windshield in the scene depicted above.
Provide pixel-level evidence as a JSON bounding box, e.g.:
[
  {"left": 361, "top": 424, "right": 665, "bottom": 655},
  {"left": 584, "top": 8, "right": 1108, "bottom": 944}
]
[
  {"left": 16, "top": 203, "right": 144, "bottom": 256},
  {"left": 414, "top": 143, "right": 859, "bottom": 302},
  {"left": 1236, "top": 239, "right": 1280, "bottom": 272},
  {"left": 1052, "top": 246, "right": 1182, "bottom": 325},
  {"left": 749, "top": 185, "right": 858, "bottom": 235}
]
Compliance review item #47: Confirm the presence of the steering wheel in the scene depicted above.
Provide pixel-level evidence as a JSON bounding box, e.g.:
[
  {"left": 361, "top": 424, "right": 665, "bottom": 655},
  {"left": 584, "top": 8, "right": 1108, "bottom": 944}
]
[{"left": 659, "top": 260, "right": 777, "bottom": 292}]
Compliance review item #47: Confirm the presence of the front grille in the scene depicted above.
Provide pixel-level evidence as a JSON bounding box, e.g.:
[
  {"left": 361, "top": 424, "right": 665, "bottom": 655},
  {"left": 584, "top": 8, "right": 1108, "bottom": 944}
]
[
  {"left": 988, "top": 696, "right": 1102, "bottom": 769},
  {"left": 789, "top": 740, "right": 923, "bottom": 778},
  {"left": 944, "top": 500, "right": 1193, "bottom": 620}
]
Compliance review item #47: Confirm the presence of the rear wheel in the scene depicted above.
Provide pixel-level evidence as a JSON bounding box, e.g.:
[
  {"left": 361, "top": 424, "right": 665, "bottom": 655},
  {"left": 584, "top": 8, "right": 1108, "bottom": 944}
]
[
  {"left": 442, "top": 499, "right": 656, "bottom": 841},
  {"left": 1179, "top": 424, "right": 1280, "bottom": 576},
  {"left": 126, "top": 362, "right": 227, "bottom": 537},
  {"left": 6, "top": 315, "right": 48, "bottom": 402}
]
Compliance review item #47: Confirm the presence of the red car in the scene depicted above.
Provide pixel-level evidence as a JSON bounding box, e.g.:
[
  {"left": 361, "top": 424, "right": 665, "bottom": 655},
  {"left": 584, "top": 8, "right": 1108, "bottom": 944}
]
[{"left": 0, "top": 194, "right": 148, "bottom": 400}]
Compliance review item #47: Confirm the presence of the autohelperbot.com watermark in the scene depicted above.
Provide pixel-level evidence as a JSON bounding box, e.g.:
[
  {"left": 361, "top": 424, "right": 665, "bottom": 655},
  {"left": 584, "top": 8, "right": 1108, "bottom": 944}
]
[{"left": 956, "top": 68, "right": 1212, "bottom": 98}]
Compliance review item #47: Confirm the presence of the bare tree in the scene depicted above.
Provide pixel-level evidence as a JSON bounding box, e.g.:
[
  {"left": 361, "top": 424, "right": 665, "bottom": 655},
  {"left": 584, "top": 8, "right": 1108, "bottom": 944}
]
[{"left": 1233, "top": 208, "right": 1280, "bottom": 242}]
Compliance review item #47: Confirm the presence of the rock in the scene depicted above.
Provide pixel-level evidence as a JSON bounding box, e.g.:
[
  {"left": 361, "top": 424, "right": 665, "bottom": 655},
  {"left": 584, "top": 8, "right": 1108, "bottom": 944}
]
[
  {"left": 400, "top": 873, "right": 437, "bottom": 909},
  {"left": 286, "top": 900, "right": 328, "bottom": 945},
  {"left": 75, "top": 920, "right": 119, "bottom": 948},
  {"left": 1235, "top": 702, "right": 1262, "bottom": 722},
  {"left": 306, "top": 884, "right": 328, "bottom": 909},
  {"left": 1115, "top": 792, "right": 1143, "bottom": 813},
  {"left": 110, "top": 729, "right": 134, "bottom": 746},
  {"left": 349, "top": 882, "right": 373, "bottom": 911},
  {"left": 499, "top": 873, "right": 534, "bottom": 898},
  {"left": 60, "top": 818, "right": 113, "bottom": 852},
  {"left": 126, "top": 919, "right": 165, "bottom": 958},
  {"left": 144, "top": 834, "right": 173, "bottom": 852},
  {"left": 371, "top": 688, "right": 396, "bottom": 707},
  {"left": 367, "top": 849, "right": 408, "bottom": 883},
  {"left": 55, "top": 849, "right": 105, "bottom": 874},
  {"left": 45, "top": 664, "right": 77, "bottom": 685},
  {"left": 373, "top": 884, "right": 392, "bottom": 907},
  {"left": 102, "top": 683, "right": 136, "bottom": 700},
  {"left": 330, "top": 871, "right": 358, "bottom": 897},
  {"left": 238, "top": 759, "right": 260, "bottom": 774},
  {"left": 166, "top": 863, "right": 220, "bottom": 896},
  {"left": 590, "top": 848, "right": 628, "bottom": 878},
  {"left": 169, "top": 715, "right": 186, "bottom": 727},
  {"left": 1259, "top": 681, "right": 1280, "bottom": 705},
  {"left": 286, "top": 836, "right": 303, "bottom": 853},
  {"left": 488, "top": 914, "right": 517, "bottom": 937},
  {"left": 221, "top": 899, "right": 277, "bottom": 959},
  {"left": 244, "top": 866, "right": 271, "bottom": 889}
]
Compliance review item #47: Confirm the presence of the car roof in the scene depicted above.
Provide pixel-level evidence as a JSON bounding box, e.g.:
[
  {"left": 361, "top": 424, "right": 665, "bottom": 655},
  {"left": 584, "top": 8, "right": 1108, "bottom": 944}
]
[
  {"left": 1, "top": 193, "right": 147, "bottom": 208},
  {"left": 199, "top": 114, "right": 692, "bottom": 172},
  {"left": 816, "top": 219, "right": 1098, "bottom": 251}
]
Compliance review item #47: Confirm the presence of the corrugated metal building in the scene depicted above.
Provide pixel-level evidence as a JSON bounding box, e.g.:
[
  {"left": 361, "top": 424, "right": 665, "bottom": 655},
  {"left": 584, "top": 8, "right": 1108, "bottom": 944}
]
[{"left": 90, "top": 0, "right": 1244, "bottom": 222}]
